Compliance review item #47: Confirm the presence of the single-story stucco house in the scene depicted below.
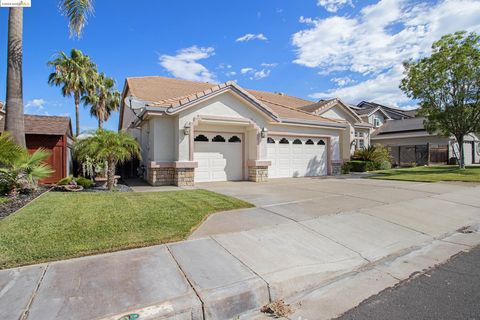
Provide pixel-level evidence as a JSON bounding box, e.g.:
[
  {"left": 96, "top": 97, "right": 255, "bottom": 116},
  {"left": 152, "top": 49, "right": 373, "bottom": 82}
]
[{"left": 118, "top": 76, "right": 354, "bottom": 186}]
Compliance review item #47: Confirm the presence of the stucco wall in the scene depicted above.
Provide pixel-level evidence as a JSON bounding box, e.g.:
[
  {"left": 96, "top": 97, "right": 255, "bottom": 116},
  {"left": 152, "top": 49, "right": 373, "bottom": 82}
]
[{"left": 178, "top": 91, "right": 269, "bottom": 161}]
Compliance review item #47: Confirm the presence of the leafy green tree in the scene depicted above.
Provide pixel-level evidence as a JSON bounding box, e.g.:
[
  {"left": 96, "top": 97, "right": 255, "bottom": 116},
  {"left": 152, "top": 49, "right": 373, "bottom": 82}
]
[
  {"left": 5, "top": 1, "right": 94, "bottom": 146},
  {"left": 48, "top": 49, "right": 97, "bottom": 136},
  {"left": 401, "top": 31, "right": 480, "bottom": 169},
  {"left": 82, "top": 73, "right": 121, "bottom": 129},
  {"left": 75, "top": 130, "right": 141, "bottom": 190}
]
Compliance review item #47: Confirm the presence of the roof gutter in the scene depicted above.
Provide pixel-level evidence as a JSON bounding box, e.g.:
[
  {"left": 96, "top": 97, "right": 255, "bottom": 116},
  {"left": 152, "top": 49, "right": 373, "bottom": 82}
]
[{"left": 279, "top": 118, "right": 347, "bottom": 129}]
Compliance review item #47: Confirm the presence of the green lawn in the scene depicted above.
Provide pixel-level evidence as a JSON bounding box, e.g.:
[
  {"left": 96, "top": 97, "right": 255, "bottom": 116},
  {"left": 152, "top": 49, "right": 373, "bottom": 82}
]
[
  {"left": 0, "top": 190, "right": 252, "bottom": 269},
  {"left": 370, "top": 165, "right": 480, "bottom": 183}
]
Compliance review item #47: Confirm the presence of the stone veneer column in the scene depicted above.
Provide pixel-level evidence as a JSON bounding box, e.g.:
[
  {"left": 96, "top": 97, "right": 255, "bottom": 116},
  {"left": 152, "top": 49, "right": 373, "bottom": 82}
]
[
  {"left": 331, "top": 160, "right": 343, "bottom": 175},
  {"left": 247, "top": 160, "right": 271, "bottom": 182},
  {"left": 174, "top": 168, "right": 195, "bottom": 186},
  {"left": 147, "top": 161, "right": 198, "bottom": 186}
]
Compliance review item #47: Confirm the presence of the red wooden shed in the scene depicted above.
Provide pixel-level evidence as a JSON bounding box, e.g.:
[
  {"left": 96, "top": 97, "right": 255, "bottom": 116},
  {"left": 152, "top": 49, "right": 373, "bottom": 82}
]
[{"left": 1, "top": 108, "right": 73, "bottom": 184}]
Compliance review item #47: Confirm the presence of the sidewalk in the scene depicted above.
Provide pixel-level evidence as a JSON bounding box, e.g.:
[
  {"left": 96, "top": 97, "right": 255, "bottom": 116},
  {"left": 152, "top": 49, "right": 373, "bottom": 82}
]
[{"left": 1, "top": 185, "right": 479, "bottom": 320}]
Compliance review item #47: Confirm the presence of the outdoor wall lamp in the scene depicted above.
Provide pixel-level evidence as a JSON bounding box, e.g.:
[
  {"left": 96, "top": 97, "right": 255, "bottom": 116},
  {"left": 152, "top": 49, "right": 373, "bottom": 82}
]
[
  {"left": 183, "top": 124, "right": 191, "bottom": 136},
  {"left": 261, "top": 127, "right": 268, "bottom": 138}
]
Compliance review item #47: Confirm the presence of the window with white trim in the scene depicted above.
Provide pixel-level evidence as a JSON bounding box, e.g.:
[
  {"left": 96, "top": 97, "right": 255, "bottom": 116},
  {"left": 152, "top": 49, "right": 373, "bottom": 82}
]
[{"left": 355, "top": 131, "right": 366, "bottom": 149}]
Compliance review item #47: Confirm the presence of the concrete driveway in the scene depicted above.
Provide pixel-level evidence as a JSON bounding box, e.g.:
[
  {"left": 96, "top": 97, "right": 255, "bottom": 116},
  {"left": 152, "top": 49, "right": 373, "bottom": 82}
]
[
  {"left": 191, "top": 177, "right": 478, "bottom": 238},
  {"left": 1, "top": 178, "right": 480, "bottom": 320}
]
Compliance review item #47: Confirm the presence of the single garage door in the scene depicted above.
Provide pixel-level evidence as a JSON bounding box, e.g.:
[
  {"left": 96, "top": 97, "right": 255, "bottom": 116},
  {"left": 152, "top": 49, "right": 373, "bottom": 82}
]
[
  {"left": 194, "top": 133, "right": 243, "bottom": 182},
  {"left": 267, "top": 136, "right": 327, "bottom": 178}
]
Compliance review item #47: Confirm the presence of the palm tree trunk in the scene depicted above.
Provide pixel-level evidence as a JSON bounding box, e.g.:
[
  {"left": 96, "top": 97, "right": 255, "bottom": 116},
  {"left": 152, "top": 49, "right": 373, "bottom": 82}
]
[
  {"left": 98, "top": 118, "right": 103, "bottom": 130},
  {"left": 5, "top": 8, "right": 25, "bottom": 147},
  {"left": 107, "top": 160, "right": 115, "bottom": 191},
  {"left": 74, "top": 92, "right": 80, "bottom": 136}
]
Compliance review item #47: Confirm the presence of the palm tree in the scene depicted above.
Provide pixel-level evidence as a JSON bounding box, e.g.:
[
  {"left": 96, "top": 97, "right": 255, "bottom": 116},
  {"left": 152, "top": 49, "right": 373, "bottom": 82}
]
[
  {"left": 75, "top": 130, "right": 141, "bottom": 191},
  {"left": 82, "top": 73, "right": 121, "bottom": 129},
  {"left": 5, "top": 8, "right": 25, "bottom": 147},
  {"left": 4, "top": 1, "right": 94, "bottom": 145},
  {"left": 48, "top": 49, "right": 97, "bottom": 136},
  {"left": 0, "top": 132, "right": 23, "bottom": 165}
]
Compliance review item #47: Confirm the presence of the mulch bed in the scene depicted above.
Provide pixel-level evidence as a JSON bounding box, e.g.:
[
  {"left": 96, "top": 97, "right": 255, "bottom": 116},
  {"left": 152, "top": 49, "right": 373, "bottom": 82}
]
[{"left": 0, "top": 187, "right": 50, "bottom": 219}]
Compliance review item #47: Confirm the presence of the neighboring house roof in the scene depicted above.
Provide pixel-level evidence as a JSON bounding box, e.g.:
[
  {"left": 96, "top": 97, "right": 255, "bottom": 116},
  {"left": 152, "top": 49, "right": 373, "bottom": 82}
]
[
  {"left": 0, "top": 114, "right": 72, "bottom": 137},
  {"left": 373, "top": 117, "right": 427, "bottom": 136},
  {"left": 298, "top": 98, "right": 365, "bottom": 123},
  {"left": 356, "top": 101, "right": 416, "bottom": 120},
  {"left": 121, "top": 76, "right": 344, "bottom": 128}
]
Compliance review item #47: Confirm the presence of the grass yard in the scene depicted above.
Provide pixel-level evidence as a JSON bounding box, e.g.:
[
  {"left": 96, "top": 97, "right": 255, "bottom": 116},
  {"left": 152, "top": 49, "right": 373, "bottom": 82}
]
[
  {"left": 370, "top": 165, "right": 480, "bottom": 183},
  {"left": 0, "top": 190, "right": 252, "bottom": 269}
]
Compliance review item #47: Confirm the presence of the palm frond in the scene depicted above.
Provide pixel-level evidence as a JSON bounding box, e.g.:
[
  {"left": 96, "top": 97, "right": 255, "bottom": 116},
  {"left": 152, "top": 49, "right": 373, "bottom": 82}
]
[{"left": 60, "top": 0, "right": 94, "bottom": 38}]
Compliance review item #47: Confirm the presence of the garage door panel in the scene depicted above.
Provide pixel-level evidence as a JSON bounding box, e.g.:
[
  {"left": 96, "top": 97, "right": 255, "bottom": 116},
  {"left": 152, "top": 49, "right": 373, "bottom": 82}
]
[
  {"left": 267, "top": 136, "right": 327, "bottom": 178},
  {"left": 194, "top": 133, "right": 243, "bottom": 182}
]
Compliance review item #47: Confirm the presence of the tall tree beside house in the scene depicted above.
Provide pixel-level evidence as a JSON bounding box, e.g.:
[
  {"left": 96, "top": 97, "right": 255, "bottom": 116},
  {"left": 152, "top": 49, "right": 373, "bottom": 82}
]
[
  {"left": 400, "top": 31, "right": 480, "bottom": 169},
  {"left": 4, "top": 2, "right": 94, "bottom": 145},
  {"left": 75, "top": 130, "right": 141, "bottom": 191},
  {"left": 48, "top": 49, "right": 97, "bottom": 136},
  {"left": 5, "top": 8, "right": 26, "bottom": 147},
  {"left": 82, "top": 73, "right": 121, "bottom": 129}
]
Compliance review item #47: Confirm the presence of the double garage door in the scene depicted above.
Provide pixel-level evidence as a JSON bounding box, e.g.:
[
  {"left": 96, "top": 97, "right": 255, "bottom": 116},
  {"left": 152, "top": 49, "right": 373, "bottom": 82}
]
[{"left": 267, "top": 136, "right": 327, "bottom": 178}]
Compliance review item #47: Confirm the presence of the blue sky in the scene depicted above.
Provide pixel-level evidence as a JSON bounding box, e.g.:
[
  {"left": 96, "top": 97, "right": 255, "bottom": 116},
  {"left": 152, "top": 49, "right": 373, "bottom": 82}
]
[{"left": 1, "top": 0, "right": 480, "bottom": 132}]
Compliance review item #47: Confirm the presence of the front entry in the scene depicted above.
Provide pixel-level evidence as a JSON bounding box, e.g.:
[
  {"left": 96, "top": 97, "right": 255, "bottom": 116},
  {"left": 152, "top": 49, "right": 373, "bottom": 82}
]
[
  {"left": 267, "top": 135, "right": 327, "bottom": 178},
  {"left": 193, "top": 132, "right": 243, "bottom": 182}
]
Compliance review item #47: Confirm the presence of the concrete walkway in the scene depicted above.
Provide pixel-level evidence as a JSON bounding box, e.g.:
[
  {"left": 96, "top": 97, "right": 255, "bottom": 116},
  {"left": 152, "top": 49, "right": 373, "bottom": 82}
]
[{"left": 1, "top": 179, "right": 480, "bottom": 320}]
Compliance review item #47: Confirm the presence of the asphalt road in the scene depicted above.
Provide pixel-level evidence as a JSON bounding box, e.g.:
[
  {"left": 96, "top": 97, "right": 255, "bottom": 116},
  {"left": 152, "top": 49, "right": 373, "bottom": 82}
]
[{"left": 337, "top": 245, "right": 480, "bottom": 320}]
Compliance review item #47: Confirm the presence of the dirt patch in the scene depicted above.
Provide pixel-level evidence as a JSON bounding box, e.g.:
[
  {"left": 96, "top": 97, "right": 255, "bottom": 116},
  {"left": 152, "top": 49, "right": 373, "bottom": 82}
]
[
  {"left": 261, "top": 299, "right": 294, "bottom": 318},
  {"left": 0, "top": 187, "right": 50, "bottom": 219}
]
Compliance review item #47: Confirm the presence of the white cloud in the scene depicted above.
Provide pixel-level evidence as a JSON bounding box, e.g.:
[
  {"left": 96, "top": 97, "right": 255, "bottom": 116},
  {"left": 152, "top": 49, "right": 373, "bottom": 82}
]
[
  {"left": 241, "top": 67, "right": 255, "bottom": 74},
  {"left": 226, "top": 71, "right": 237, "bottom": 77},
  {"left": 240, "top": 63, "right": 277, "bottom": 80},
  {"left": 317, "top": 0, "right": 354, "bottom": 13},
  {"left": 159, "top": 46, "right": 216, "bottom": 82},
  {"left": 331, "top": 76, "right": 356, "bottom": 87},
  {"left": 26, "top": 98, "right": 46, "bottom": 110},
  {"left": 236, "top": 33, "right": 268, "bottom": 42},
  {"left": 293, "top": 0, "right": 480, "bottom": 106}
]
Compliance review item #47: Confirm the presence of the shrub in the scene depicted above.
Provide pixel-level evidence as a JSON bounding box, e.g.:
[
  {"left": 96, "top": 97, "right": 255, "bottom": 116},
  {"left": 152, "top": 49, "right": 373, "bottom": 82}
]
[
  {"left": 341, "top": 162, "right": 352, "bottom": 174},
  {"left": 377, "top": 160, "right": 392, "bottom": 170},
  {"left": 348, "top": 160, "right": 376, "bottom": 172},
  {"left": 57, "top": 176, "right": 73, "bottom": 185},
  {"left": 74, "top": 177, "right": 94, "bottom": 189},
  {"left": 352, "top": 144, "right": 392, "bottom": 171}
]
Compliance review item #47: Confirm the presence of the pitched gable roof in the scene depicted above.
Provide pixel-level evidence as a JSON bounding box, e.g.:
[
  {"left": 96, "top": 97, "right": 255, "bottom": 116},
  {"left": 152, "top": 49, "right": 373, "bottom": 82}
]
[
  {"left": 0, "top": 114, "right": 72, "bottom": 137},
  {"left": 298, "top": 98, "right": 364, "bottom": 123},
  {"left": 357, "top": 101, "right": 415, "bottom": 120},
  {"left": 122, "top": 76, "right": 343, "bottom": 126}
]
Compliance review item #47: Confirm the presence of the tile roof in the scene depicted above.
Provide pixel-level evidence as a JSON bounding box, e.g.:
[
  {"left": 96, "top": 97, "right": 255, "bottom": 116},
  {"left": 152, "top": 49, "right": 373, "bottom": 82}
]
[
  {"left": 297, "top": 99, "right": 336, "bottom": 113},
  {"left": 125, "top": 76, "right": 342, "bottom": 124},
  {"left": 0, "top": 114, "right": 72, "bottom": 136}
]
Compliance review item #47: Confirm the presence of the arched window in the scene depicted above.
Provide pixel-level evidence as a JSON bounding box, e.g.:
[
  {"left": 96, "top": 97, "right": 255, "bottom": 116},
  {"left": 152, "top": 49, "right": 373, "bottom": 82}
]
[
  {"left": 194, "top": 134, "right": 208, "bottom": 142},
  {"left": 293, "top": 139, "right": 302, "bottom": 145},
  {"left": 279, "top": 138, "right": 289, "bottom": 144},
  {"left": 212, "top": 135, "right": 226, "bottom": 142},
  {"left": 318, "top": 139, "right": 326, "bottom": 145},
  {"left": 305, "top": 139, "right": 314, "bottom": 145},
  {"left": 228, "top": 135, "right": 241, "bottom": 143},
  {"left": 267, "top": 137, "right": 275, "bottom": 144}
]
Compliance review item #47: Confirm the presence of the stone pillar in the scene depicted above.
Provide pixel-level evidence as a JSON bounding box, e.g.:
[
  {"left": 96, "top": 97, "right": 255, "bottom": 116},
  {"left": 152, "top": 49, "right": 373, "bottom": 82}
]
[
  {"left": 331, "top": 160, "right": 343, "bottom": 176},
  {"left": 174, "top": 168, "right": 195, "bottom": 187},
  {"left": 247, "top": 160, "right": 271, "bottom": 182},
  {"left": 147, "top": 161, "right": 198, "bottom": 186}
]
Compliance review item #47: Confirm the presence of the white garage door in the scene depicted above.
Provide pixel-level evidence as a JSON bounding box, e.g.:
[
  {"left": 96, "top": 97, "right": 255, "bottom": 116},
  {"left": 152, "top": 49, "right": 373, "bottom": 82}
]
[
  {"left": 267, "top": 136, "right": 327, "bottom": 178},
  {"left": 194, "top": 133, "right": 243, "bottom": 182},
  {"left": 464, "top": 142, "right": 473, "bottom": 165}
]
